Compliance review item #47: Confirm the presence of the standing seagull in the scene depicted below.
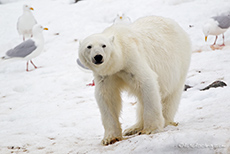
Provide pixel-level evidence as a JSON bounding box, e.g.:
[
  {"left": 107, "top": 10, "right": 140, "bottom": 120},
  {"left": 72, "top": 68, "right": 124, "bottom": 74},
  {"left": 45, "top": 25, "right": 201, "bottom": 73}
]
[
  {"left": 17, "top": 4, "right": 37, "bottom": 41},
  {"left": 113, "top": 12, "right": 131, "bottom": 25},
  {"left": 203, "top": 15, "right": 230, "bottom": 46},
  {"left": 2, "top": 24, "right": 48, "bottom": 72}
]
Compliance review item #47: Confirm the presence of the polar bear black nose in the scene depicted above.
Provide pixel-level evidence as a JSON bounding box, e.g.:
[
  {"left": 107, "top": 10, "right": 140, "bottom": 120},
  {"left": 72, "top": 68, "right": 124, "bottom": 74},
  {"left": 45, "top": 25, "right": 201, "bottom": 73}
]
[{"left": 94, "top": 54, "right": 103, "bottom": 64}]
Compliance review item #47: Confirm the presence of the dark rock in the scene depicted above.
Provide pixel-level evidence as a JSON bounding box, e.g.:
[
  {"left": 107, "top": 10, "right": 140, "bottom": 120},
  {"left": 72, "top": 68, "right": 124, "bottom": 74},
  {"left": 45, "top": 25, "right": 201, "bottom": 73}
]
[
  {"left": 184, "top": 84, "right": 192, "bottom": 91},
  {"left": 200, "top": 81, "right": 227, "bottom": 91},
  {"left": 74, "top": 0, "right": 81, "bottom": 3}
]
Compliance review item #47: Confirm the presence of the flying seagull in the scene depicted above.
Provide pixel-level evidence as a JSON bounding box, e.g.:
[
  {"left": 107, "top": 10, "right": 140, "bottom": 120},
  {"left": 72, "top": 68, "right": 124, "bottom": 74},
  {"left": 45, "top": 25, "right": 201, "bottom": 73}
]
[
  {"left": 77, "top": 58, "right": 90, "bottom": 71},
  {"left": 203, "top": 15, "right": 230, "bottom": 46},
  {"left": 76, "top": 58, "right": 94, "bottom": 86},
  {"left": 17, "top": 4, "right": 37, "bottom": 41},
  {"left": 2, "top": 24, "right": 48, "bottom": 72},
  {"left": 113, "top": 12, "right": 131, "bottom": 25}
]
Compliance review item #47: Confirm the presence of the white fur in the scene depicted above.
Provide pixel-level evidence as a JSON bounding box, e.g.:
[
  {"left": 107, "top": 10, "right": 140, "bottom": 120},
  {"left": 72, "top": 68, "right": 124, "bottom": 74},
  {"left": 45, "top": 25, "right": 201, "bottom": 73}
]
[{"left": 78, "top": 16, "right": 191, "bottom": 145}]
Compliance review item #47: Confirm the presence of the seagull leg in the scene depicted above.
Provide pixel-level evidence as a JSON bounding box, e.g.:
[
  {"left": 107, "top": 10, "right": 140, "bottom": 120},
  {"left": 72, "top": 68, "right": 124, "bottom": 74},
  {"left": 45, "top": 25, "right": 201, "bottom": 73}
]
[
  {"left": 23, "top": 36, "right": 25, "bottom": 41},
  {"left": 30, "top": 60, "right": 38, "bottom": 69},
  {"left": 220, "top": 34, "right": 225, "bottom": 46},
  {"left": 213, "top": 36, "right": 218, "bottom": 45},
  {"left": 26, "top": 61, "right": 29, "bottom": 72}
]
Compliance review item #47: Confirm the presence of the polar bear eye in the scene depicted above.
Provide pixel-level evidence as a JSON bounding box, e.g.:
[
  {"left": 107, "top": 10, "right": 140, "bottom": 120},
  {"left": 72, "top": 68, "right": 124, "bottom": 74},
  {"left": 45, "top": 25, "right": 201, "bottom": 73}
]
[
  {"left": 102, "top": 45, "right": 106, "bottom": 48},
  {"left": 87, "top": 45, "right": 92, "bottom": 49}
]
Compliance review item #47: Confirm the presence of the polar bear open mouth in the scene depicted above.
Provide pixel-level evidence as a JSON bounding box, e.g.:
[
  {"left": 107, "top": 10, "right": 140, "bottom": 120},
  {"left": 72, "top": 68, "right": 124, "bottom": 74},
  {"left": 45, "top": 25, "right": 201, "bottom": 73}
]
[{"left": 93, "top": 54, "right": 104, "bottom": 65}]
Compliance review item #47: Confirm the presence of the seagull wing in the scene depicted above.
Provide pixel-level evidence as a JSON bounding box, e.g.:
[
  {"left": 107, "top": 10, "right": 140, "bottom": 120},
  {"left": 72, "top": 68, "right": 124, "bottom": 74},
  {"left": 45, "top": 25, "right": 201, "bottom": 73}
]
[
  {"left": 77, "top": 58, "right": 89, "bottom": 70},
  {"left": 6, "top": 39, "right": 37, "bottom": 58},
  {"left": 213, "top": 16, "right": 230, "bottom": 29}
]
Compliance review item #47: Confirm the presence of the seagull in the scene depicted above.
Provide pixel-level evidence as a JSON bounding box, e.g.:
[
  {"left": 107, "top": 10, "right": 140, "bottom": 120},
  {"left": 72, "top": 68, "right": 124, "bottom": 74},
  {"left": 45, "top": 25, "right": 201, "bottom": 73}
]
[
  {"left": 17, "top": 4, "right": 37, "bottom": 41},
  {"left": 76, "top": 58, "right": 95, "bottom": 86},
  {"left": 113, "top": 12, "right": 131, "bottom": 25},
  {"left": 2, "top": 24, "right": 48, "bottom": 72},
  {"left": 203, "top": 15, "right": 230, "bottom": 46},
  {"left": 76, "top": 58, "right": 90, "bottom": 71}
]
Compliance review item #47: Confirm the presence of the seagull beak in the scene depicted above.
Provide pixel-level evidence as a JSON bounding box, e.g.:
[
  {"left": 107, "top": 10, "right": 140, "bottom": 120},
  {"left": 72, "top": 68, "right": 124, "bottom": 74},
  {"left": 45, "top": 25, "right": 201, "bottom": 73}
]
[
  {"left": 120, "top": 16, "right": 122, "bottom": 19},
  {"left": 44, "top": 28, "right": 48, "bottom": 30},
  {"left": 205, "top": 36, "right": 207, "bottom": 42},
  {"left": 30, "top": 7, "right": 34, "bottom": 10}
]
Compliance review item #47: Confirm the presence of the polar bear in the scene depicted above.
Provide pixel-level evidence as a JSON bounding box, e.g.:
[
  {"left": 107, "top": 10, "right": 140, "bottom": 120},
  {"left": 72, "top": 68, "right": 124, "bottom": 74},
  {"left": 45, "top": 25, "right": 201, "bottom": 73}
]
[{"left": 78, "top": 16, "right": 191, "bottom": 145}]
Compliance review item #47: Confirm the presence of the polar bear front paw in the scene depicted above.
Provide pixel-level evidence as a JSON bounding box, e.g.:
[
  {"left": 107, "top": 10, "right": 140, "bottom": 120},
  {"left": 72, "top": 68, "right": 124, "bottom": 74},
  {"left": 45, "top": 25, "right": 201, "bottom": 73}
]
[{"left": 101, "top": 136, "right": 122, "bottom": 146}]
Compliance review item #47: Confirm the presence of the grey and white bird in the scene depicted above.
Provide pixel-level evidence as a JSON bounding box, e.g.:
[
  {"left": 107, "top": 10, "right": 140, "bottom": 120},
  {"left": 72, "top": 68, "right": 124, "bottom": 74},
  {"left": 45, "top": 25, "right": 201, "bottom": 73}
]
[
  {"left": 203, "top": 15, "right": 230, "bottom": 46},
  {"left": 2, "top": 24, "right": 48, "bottom": 72},
  {"left": 17, "top": 4, "right": 37, "bottom": 41},
  {"left": 77, "top": 58, "right": 90, "bottom": 71},
  {"left": 113, "top": 12, "right": 131, "bottom": 25}
]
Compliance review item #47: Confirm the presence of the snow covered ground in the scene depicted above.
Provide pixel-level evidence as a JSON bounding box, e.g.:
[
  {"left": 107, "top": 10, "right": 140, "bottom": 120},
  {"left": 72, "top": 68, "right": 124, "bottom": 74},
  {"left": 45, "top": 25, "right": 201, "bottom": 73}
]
[{"left": 0, "top": 0, "right": 230, "bottom": 153}]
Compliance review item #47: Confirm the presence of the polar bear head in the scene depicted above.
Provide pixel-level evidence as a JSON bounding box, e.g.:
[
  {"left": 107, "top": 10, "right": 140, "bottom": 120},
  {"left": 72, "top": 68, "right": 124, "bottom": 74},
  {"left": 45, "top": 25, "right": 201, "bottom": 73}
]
[{"left": 78, "top": 34, "right": 122, "bottom": 75}]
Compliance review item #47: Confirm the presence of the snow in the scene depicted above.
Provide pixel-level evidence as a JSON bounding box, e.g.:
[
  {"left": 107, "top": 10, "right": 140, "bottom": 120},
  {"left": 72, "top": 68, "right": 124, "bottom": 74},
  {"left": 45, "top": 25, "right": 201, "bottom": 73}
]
[{"left": 0, "top": 0, "right": 230, "bottom": 153}]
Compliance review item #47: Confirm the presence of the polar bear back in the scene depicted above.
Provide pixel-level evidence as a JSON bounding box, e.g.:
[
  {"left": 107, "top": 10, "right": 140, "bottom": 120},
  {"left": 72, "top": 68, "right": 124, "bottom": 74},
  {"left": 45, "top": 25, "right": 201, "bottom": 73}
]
[{"left": 103, "top": 16, "right": 191, "bottom": 98}]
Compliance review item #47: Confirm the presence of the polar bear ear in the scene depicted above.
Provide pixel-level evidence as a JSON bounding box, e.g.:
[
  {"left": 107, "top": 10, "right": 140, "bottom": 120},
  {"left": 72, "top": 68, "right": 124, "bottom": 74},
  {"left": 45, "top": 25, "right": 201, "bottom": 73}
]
[{"left": 109, "top": 36, "right": 115, "bottom": 43}]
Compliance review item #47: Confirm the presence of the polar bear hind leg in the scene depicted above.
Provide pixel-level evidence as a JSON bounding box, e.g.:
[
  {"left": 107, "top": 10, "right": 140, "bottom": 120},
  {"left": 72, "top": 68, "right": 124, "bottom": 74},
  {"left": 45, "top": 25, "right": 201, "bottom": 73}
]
[
  {"left": 123, "top": 100, "right": 144, "bottom": 136},
  {"left": 162, "top": 86, "right": 184, "bottom": 127}
]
